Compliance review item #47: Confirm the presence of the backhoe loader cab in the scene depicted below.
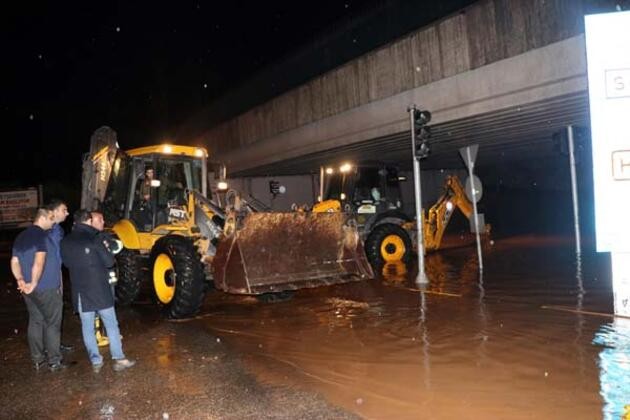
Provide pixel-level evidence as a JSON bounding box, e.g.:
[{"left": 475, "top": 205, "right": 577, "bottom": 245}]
[
  {"left": 102, "top": 145, "right": 208, "bottom": 231},
  {"left": 320, "top": 162, "right": 407, "bottom": 231}
]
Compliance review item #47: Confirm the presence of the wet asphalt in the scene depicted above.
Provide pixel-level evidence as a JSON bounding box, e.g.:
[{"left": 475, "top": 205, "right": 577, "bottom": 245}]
[{"left": 0, "top": 243, "right": 357, "bottom": 420}]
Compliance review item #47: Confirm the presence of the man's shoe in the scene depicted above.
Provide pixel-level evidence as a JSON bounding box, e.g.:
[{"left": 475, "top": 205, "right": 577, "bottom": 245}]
[
  {"left": 60, "top": 343, "right": 74, "bottom": 352},
  {"left": 92, "top": 362, "right": 104, "bottom": 373},
  {"left": 112, "top": 358, "right": 135, "bottom": 372},
  {"left": 49, "top": 361, "right": 69, "bottom": 372},
  {"left": 33, "top": 360, "right": 46, "bottom": 371}
]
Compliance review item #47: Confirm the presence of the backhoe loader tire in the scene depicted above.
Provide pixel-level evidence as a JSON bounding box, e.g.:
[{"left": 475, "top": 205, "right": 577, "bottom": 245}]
[
  {"left": 115, "top": 249, "right": 142, "bottom": 305},
  {"left": 150, "top": 236, "right": 206, "bottom": 319},
  {"left": 365, "top": 223, "right": 413, "bottom": 266}
]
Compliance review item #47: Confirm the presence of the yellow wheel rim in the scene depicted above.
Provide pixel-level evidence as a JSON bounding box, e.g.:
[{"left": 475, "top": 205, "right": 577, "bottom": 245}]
[
  {"left": 154, "top": 253, "right": 175, "bottom": 304},
  {"left": 380, "top": 234, "right": 406, "bottom": 262}
]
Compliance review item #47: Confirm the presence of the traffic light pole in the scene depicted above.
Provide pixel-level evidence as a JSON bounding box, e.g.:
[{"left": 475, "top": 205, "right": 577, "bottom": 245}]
[
  {"left": 566, "top": 125, "right": 581, "bottom": 255},
  {"left": 319, "top": 166, "right": 325, "bottom": 202},
  {"left": 409, "top": 105, "right": 428, "bottom": 284}
]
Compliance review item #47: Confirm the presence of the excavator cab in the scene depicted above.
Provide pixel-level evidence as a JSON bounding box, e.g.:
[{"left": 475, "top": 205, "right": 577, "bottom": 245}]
[{"left": 99, "top": 146, "right": 206, "bottom": 231}]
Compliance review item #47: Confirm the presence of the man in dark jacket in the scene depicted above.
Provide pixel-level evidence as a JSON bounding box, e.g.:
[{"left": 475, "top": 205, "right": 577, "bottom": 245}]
[{"left": 60, "top": 209, "right": 135, "bottom": 373}]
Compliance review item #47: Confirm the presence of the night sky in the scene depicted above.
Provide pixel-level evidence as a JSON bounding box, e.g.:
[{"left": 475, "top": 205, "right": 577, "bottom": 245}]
[{"left": 4, "top": 0, "right": 476, "bottom": 198}]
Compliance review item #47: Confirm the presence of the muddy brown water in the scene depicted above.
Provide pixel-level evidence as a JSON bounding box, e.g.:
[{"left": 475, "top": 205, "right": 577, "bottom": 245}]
[
  {"left": 2, "top": 235, "right": 629, "bottom": 419},
  {"left": 194, "top": 235, "right": 628, "bottom": 419}
]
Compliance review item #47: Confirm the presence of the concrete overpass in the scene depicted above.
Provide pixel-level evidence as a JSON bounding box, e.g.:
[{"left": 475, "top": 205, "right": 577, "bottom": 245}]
[{"left": 179, "top": 0, "right": 592, "bottom": 177}]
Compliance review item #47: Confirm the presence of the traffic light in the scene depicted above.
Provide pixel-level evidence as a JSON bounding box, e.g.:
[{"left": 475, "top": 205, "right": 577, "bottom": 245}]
[{"left": 413, "top": 109, "right": 432, "bottom": 159}]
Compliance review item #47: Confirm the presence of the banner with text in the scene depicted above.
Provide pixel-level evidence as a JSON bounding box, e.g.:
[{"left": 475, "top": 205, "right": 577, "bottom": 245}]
[{"left": 0, "top": 189, "right": 39, "bottom": 228}]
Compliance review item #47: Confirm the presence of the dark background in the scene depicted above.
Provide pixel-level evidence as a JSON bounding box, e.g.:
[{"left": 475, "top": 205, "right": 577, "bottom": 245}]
[
  {"left": 3, "top": 0, "right": 624, "bottom": 240},
  {"left": 3, "top": 0, "right": 480, "bottom": 195}
]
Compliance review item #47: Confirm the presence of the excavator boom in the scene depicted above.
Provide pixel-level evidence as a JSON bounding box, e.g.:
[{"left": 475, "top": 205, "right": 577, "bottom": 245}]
[{"left": 424, "top": 175, "right": 484, "bottom": 251}]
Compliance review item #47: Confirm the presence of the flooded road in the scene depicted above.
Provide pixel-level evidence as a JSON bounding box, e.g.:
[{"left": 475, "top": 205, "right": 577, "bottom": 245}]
[
  {"left": 195, "top": 235, "right": 627, "bottom": 419},
  {"left": 1, "top": 234, "right": 628, "bottom": 419}
]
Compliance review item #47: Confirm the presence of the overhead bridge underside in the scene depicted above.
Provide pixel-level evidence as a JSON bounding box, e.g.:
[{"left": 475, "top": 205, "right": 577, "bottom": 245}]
[{"left": 234, "top": 91, "right": 589, "bottom": 176}]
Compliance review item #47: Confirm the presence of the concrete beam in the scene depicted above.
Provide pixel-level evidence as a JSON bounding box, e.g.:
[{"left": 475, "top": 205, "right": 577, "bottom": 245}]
[{"left": 221, "top": 35, "right": 587, "bottom": 174}]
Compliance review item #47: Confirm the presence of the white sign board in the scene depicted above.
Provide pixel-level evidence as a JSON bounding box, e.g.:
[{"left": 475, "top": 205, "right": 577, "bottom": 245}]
[
  {"left": 0, "top": 188, "right": 39, "bottom": 228},
  {"left": 458, "top": 144, "right": 484, "bottom": 270},
  {"left": 459, "top": 145, "right": 478, "bottom": 171},
  {"left": 464, "top": 174, "right": 483, "bottom": 203},
  {"left": 585, "top": 11, "right": 630, "bottom": 253}
]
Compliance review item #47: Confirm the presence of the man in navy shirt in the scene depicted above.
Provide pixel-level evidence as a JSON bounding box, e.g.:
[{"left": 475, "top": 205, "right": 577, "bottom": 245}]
[
  {"left": 46, "top": 199, "right": 73, "bottom": 352},
  {"left": 10, "top": 207, "right": 67, "bottom": 371}
]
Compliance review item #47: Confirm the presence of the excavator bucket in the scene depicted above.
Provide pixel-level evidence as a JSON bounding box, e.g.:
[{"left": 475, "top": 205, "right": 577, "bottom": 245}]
[
  {"left": 212, "top": 212, "right": 374, "bottom": 294},
  {"left": 81, "top": 126, "right": 119, "bottom": 210}
]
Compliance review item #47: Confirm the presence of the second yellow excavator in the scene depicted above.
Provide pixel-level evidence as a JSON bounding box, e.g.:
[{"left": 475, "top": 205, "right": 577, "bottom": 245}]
[{"left": 312, "top": 161, "right": 490, "bottom": 265}]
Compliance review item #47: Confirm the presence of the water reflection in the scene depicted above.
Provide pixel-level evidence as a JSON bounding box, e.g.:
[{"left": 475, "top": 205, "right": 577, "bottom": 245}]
[
  {"left": 575, "top": 251, "right": 587, "bottom": 381},
  {"left": 198, "top": 236, "right": 613, "bottom": 418},
  {"left": 418, "top": 284, "right": 431, "bottom": 390},
  {"left": 576, "top": 251, "right": 584, "bottom": 312},
  {"left": 156, "top": 334, "right": 174, "bottom": 367},
  {"left": 475, "top": 270, "right": 490, "bottom": 363},
  {"left": 380, "top": 253, "right": 490, "bottom": 393},
  {"left": 322, "top": 297, "right": 369, "bottom": 331},
  {"left": 380, "top": 252, "right": 481, "bottom": 298},
  {"left": 593, "top": 318, "right": 630, "bottom": 420},
  {"left": 381, "top": 261, "right": 407, "bottom": 284}
]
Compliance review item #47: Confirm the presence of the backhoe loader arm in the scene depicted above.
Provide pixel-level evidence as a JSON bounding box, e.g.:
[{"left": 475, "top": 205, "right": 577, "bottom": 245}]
[
  {"left": 81, "top": 126, "right": 119, "bottom": 210},
  {"left": 423, "top": 175, "right": 475, "bottom": 251},
  {"left": 446, "top": 176, "right": 473, "bottom": 219}
]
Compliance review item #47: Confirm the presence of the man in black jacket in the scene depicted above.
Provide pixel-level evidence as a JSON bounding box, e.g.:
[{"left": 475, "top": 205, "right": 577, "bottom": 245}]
[{"left": 60, "top": 209, "right": 135, "bottom": 373}]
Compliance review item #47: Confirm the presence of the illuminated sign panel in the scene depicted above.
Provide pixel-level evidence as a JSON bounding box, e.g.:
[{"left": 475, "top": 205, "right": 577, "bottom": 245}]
[
  {"left": 585, "top": 11, "right": 630, "bottom": 253},
  {"left": 0, "top": 189, "right": 39, "bottom": 228}
]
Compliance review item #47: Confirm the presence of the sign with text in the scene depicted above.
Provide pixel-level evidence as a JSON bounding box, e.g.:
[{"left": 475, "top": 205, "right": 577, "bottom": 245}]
[
  {"left": 585, "top": 11, "right": 630, "bottom": 252},
  {"left": 0, "top": 188, "right": 39, "bottom": 228},
  {"left": 605, "top": 68, "right": 630, "bottom": 99}
]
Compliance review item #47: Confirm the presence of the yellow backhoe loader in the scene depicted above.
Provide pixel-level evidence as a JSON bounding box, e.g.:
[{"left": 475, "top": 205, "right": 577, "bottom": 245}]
[
  {"left": 81, "top": 127, "right": 373, "bottom": 318},
  {"left": 312, "top": 161, "right": 489, "bottom": 266}
]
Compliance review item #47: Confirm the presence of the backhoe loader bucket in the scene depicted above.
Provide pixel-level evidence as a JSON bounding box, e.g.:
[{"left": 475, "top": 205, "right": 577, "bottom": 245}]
[{"left": 212, "top": 212, "right": 374, "bottom": 294}]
